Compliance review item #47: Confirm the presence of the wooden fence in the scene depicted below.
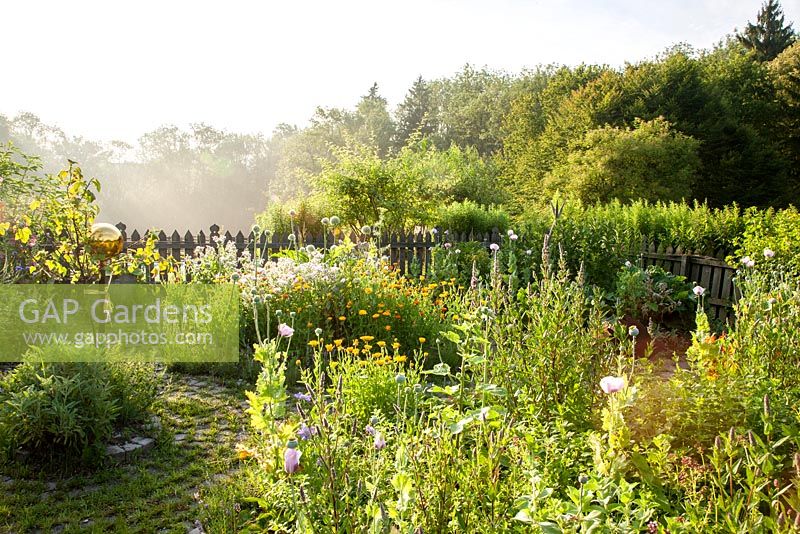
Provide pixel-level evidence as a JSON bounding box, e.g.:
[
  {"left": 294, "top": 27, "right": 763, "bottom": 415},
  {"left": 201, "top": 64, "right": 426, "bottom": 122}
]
[
  {"left": 639, "top": 241, "right": 737, "bottom": 322},
  {"left": 114, "top": 223, "right": 738, "bottom": 319},
  {"left": 114, "top": 223, "right": 505, "bottom": 277}
]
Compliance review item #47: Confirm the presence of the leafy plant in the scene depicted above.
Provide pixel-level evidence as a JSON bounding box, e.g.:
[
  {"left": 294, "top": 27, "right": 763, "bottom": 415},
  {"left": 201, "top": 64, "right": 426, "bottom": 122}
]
[{"left": 613, "top": 263, "right": 693, "bottom": 322}]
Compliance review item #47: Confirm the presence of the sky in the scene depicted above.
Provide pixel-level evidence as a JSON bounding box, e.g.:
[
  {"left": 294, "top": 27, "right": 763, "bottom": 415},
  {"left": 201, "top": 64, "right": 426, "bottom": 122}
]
[{"left": 3, "top": 0, "right": 798, "bottom": 144}]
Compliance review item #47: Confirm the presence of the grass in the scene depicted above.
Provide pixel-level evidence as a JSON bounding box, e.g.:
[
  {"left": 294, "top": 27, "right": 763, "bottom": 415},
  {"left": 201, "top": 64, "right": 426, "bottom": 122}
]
[{"left": 0, "top": 373, "right": 251, "bottom": 533}]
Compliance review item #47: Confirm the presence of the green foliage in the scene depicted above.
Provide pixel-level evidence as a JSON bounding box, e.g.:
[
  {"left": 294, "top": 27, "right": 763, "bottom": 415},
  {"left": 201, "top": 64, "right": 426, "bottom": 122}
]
[
  {"left": 613, "top": 264, "right": 693, "bottom": 322},
  {"left": 486, "top": 263, "right": 611, "bottom": 424},
  {"left": 256, "top": 196, "right": 331, "bottom": 243},
  {"left": 316, "top": 142, "right": 438, "bottom": 232},
  {"left": 544, "top": 117, "right": 699, "bottom": 204},
  {"left": 735, "top": 206, "right": 800, "bottom": 275},
  {"left": 737, "top": 0, "right": 797, "bottom": 61},
  {"left": 501, "top": 43, "right": 797, "bottom": 211},
  {"left": 519, "top": 200, "right": 745, "bottom": 289},
  {"left": 0, "top": 353, "right": 160, "bottom": 462},
  {"left": 434, "top": 200, "right": 509, "bottom": 235}
]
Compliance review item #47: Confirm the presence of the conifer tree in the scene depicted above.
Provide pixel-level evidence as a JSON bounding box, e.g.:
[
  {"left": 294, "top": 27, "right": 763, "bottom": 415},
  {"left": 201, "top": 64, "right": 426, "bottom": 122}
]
[{"left": 737, "top": 0, "right": 796, "bottom": 61}]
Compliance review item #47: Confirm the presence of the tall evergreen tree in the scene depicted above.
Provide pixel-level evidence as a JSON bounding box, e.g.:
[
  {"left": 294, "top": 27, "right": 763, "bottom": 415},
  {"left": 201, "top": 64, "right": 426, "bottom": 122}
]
[
  {"left": 354, "top": 83, "right": 396, "bottom": 156},
  {"left": 737, "top": 0, "right": 796, "bottom": 61},
  {"left": 395, "top": 76, "right": 437, "bottom": 147}
]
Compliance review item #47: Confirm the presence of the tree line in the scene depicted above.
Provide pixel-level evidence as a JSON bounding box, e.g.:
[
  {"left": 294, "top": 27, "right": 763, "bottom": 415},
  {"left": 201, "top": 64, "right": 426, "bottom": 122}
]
[{"left": 1, "top": 0, "right": 797, "bottom": 232}]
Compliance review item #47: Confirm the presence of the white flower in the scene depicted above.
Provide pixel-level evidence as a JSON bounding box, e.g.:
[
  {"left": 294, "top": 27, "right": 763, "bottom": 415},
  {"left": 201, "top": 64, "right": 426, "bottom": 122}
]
[
  {"left": 693, "top": 285, "right": 705, "bottom": 296},
  {"left": 507, "top": 229, "right": 514, "bottom": 236},
  {"left": 741, "top": 256, "right": 755, "bottom": 268},
  {"left": 763, "top": 248, "right": 775, "bottom": 258},
  {"left": 600, "top": 376, "right": 625, "bottom": 394},
  {"left": 489, "top": 243, "right": 500, "bottom": 252},
  {"left": 510, "top": 234, "right": 519, "bottom": 241},
  {"left": 625, "top": 261, "right": 632, "bottom": 268},
  {"left": 525, "top": 249, "right": 532, "bottom": 256},
  {"left": 430, "top": 228, "right": 438, "bottom": 235}
]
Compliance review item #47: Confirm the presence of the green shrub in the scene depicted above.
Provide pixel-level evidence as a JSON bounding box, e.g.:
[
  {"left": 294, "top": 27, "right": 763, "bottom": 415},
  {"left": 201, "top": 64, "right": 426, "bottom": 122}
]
[
  {"left": 735, "top": 205, "right": 800, "bottom": 275},
  {"left": 518, "top": 199, "right": 745, "bottom": 289},
  {"left": 256, "top": 196, "right": 332, "bottom": 242},
  {"left": 434, "top": 200, "right": 509, "bottom": 235},
  {"left": 613, "top": 264, "right": 693, "bottom": 322},
  {"left": 0, "top": 351, "right": 161, "bottom": 462}
]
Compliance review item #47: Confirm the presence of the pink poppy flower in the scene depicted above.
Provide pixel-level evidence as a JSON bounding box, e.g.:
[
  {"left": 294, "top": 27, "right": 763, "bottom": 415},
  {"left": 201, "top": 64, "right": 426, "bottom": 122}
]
[
  {"left": 278, "top": 323, "right": 294, "bottom": 337},
  {"left": 600, "top": 376, "right": 625, "bottom": 394}
]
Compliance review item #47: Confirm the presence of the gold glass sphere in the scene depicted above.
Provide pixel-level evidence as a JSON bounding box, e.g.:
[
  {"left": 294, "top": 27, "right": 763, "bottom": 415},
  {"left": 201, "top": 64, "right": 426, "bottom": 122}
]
[{"left": 88, "top": 223, "right": 124, "bottom": 259}]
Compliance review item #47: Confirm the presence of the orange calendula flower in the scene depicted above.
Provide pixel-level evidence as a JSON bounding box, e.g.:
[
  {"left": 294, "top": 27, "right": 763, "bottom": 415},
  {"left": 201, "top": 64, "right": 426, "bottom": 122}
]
[
  {"left": 385, "top": 325, "right": 392, "bottom": 331},
  {"left": 236, "top": 444, "right": 256, "bottom": 460},
  {"left": 382, "top": 310, "right": 390, "bottom": 316}
]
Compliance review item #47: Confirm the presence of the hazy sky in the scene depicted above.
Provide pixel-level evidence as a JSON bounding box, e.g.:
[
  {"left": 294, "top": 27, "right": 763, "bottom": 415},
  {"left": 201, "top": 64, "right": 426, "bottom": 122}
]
[{"left": 3, "top": 0, "right": 798, "bottom": 144}]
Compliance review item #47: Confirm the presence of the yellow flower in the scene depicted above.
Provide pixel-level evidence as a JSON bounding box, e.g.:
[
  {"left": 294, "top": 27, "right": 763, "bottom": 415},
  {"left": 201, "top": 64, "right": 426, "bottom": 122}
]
[
  {"left": 295, "top": 359, "right": 301, "bottom": 366},
  {"left": 330, "top": 361, "right": 339, "bottom": 369},
  {"left": 372, "top": 352, "right": 382, "bottom": 359},
  {"left": 372, "top": 313, "right": 381, "bottom": 319},
  {"left": 392, "top": 342, "right": 400, "bottom": 350},
  {"left": 364, "top": 344, "right": 372, "bottom": 351},
  {"left": 419, "top": 337, "right": 426, "bottom": 344},
  {"left": 360, "top": 335, "right": 375, "bottom": 342},
  {"left": 334, "top": 339, "right": 343, "bottom": 347},
  {"left": 325, "top": 344, "right": 334, "bottom": 352},
  {"left": 419, "top": 275, "right": 425, "bottom": 281},
  {"left": 394, "top": 355, "right": 407, "bottom": 363},
  {"left": 236, "top": 445, "right": 255, "bottom": 460},
  {"left": 339, "top": 316, "right": 346, "bottom": 321},
  {"left": 382, "top": 310, "right": 390, "bottom": 316},
  {"left": 359, "top": 309, "right": 367, "bottom": 316},
  {"left": 308, "top": 340, "right": 319, "bottom": 347},
  {"left": 453, "top": 314, "right": 460, "bottom": 320},
  {"left": 364, "top": 287, "right": 373, "bottom": 294},
  {"left": 377, "top": 341, "right": 386, "bottom": 348}
]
